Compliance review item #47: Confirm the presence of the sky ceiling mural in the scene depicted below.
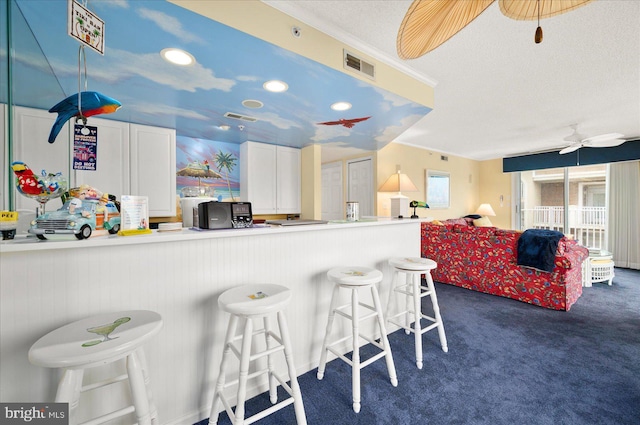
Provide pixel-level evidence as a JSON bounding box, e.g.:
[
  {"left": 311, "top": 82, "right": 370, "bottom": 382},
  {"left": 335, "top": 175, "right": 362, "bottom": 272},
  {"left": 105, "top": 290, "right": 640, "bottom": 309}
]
[{"left": 7, "top": 0, "right": 432, "bottom": 154}]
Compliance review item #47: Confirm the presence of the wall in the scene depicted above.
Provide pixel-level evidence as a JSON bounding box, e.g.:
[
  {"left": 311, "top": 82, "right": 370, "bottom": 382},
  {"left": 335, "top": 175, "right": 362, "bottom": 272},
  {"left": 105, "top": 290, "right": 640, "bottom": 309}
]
[
  {"left": 375, "top": 143, "right": 481, "bottom": 221},
  {"left": 479, "top": 158, "right": 512, "bottom": 229}
]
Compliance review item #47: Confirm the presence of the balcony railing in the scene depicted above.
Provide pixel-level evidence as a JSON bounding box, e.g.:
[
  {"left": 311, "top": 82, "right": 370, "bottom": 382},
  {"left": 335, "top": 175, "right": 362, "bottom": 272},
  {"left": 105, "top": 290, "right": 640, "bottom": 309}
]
[{"left": 522, "top": 206, "right": 607, "bottom": 249}]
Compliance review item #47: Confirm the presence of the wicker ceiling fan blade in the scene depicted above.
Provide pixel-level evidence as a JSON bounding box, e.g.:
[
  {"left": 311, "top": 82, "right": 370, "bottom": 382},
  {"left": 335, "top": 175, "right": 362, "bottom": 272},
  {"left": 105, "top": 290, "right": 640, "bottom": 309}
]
[
  {"left": 582, "top": 133, "right": 625, "bottom": 145},
  {"left": 397, "top": 0, "right": 495, "bottom": 60},
  {"left": 499, "top": 0, "right": 594, "bottom": 21},
  {"left": 559, "top": 144, "right": 582, "bottom": 155}
]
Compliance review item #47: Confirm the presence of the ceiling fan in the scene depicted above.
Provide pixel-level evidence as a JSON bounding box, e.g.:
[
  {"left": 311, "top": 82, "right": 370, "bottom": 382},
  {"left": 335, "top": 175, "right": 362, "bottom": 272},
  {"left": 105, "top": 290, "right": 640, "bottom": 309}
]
[{"left": 558, "top": 124, "right": 625, "bottom": 154}]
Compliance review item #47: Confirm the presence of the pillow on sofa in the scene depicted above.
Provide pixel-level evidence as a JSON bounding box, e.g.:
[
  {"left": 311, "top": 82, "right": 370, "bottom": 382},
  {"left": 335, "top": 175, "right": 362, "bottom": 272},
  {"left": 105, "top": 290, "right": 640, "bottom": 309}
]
[{"left": 473, "top": 216, "right": 493, "bottom": 227}]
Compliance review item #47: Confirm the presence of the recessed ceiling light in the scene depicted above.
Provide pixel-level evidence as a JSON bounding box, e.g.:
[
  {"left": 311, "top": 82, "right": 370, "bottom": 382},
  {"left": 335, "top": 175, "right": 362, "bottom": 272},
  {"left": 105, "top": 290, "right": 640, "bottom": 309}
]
[
  {"left": 263, "top": 80, "right": 288, "bottom": 93},
  {"left": 331, "top": 102, "right": 352, "bottom": 111},
  {"left": 160, "top": 48, "right": 195, "bottom": 66},
  {"left": 219, "top": 125, "right": 230, "bottom": 131},
  {"left": 242, "top": 99, "right": 264, "bottom": 109}
]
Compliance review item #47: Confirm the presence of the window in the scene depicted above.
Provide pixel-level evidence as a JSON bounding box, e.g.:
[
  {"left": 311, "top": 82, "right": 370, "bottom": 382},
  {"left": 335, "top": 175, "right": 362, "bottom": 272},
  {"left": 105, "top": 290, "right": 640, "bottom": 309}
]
[{"left": 426, "top": 170, "right": 450, "bottom": 209}]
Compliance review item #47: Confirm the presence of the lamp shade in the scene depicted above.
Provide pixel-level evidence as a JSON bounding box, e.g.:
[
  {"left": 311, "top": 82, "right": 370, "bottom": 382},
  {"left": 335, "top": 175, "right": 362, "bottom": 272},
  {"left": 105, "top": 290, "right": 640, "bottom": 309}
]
[
  {"left": 498, "top": 0, "right": 593, "bottom": 21},
  {"left": 379, "top": 171, "right": 418, "bottom": 193},
  {"left": 475, "top": 203, "right": 496, "bottom": 216}
]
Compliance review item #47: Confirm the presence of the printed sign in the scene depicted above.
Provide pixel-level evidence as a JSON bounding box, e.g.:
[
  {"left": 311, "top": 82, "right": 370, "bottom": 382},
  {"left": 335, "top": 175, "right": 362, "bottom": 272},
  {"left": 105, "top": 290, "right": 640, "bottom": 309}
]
[
  {"left": 73, "top": 124, "right": 98, "bottom": 171},
  {"left": 68, "top": 0, "right": 105, "bottom": 55}
]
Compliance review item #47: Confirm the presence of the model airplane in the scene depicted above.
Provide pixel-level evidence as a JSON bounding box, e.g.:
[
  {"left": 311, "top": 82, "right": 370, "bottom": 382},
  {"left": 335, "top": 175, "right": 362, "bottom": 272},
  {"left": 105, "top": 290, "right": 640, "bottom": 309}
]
[{"left": 317, "top": 116, "right": 371, "bottom": 129}]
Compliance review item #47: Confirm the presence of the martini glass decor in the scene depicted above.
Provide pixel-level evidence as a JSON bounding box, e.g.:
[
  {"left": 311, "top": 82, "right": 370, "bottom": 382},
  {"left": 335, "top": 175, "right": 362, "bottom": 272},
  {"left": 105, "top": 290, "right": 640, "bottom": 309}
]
[{"left": 13, "top": 165, "right": 68, "bottom": 217}]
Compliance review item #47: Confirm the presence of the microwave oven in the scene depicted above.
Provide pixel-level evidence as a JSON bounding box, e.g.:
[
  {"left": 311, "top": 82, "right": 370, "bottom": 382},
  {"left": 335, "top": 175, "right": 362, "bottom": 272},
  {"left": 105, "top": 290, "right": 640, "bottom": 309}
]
[{"left": 197, "top": 201, "right": 253, "bottom": 229}]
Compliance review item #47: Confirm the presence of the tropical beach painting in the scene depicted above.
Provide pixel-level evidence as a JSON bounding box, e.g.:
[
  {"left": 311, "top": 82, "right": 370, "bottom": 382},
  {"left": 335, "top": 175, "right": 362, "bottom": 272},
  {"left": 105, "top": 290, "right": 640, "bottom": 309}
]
[{"left": 176, "top": 136, "right": 240, "bottom": 202}]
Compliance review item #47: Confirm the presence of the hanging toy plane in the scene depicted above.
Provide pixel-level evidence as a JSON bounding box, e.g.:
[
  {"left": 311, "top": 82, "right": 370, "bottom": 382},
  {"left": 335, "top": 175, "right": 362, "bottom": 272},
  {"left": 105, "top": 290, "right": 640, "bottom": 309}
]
[
  {"left": 48, "top": 91, "right": 122, "bottom": 143},
  {"left": 316, "top": 116, "right": 371, "bottom": 129}
]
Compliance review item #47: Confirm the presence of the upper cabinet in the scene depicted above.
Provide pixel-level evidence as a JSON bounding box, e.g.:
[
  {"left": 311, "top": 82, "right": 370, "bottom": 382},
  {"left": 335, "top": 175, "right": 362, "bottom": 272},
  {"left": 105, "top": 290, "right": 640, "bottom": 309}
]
[
  {"left": 240, "top": 141, "right": 300, "bottom": 215},
  {"left": 11, "top": 107, "right": 176, "bottom": 217},
  {"left": 129, "top": 124, "right": 176, "bottom": 217}
]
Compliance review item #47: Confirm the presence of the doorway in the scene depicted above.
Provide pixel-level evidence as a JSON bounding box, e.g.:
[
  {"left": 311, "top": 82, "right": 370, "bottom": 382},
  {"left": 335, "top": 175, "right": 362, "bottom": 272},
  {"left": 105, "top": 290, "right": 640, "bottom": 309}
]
[
  {"left": 346, "top": 157, "right": 374, "bottom": 217},
  {"left": 321, "top": 161, "right": 343, "bottom": 221}
]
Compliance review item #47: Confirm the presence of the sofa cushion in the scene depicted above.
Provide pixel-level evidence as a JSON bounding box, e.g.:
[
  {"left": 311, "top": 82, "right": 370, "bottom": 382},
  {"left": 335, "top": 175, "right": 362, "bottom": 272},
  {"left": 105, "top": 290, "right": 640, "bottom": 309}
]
[{"left": 473, "top": 216, "right": 493, "bottom": 227}]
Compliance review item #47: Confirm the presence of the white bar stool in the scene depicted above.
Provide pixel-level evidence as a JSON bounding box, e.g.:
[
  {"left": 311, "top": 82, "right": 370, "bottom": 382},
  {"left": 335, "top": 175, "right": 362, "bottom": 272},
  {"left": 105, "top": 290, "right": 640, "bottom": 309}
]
[
  {"left": 209, "top": 284, "right": 306, "bottom": 425},
  {"left": 387, "top": 257, "right": 448, "bottom": 369},
  {"left": 28, "top": 310, "right": 163, "bottom": 425},
  {"left": 317, "top": 266, "right": 398, "bottom": 413}
]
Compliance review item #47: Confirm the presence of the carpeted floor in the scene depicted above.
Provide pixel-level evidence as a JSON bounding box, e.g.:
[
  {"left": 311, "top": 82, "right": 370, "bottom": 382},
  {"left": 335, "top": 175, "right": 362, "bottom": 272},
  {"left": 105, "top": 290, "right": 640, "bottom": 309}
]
[{"left": 200, "top": 267, "right": 640, "bottom": 425}]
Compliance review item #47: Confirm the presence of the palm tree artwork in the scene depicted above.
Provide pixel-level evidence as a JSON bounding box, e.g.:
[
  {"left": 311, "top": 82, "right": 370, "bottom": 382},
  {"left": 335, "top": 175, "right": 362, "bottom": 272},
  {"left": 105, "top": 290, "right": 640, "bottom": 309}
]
[
  {"left": 214, "top": 151, "right": 238, "bottom": 201},
  {"left": 177, "top": 160, "right": 222, "bottom": 190}
]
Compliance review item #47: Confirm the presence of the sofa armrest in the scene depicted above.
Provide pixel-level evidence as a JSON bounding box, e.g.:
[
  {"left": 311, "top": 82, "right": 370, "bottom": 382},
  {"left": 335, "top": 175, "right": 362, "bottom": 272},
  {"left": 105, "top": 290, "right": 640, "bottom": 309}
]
[{"left": 555, "top": 239, "right": 589, "bottom": 270}]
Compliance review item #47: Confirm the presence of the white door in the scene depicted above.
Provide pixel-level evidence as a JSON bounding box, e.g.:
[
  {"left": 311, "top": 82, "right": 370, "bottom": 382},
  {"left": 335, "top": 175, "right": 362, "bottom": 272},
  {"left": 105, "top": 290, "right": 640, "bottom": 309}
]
[
  {"left": 322, "top": 161, "right": 343, "bottom": 220},
  {"left": 347, "top": 157, "right": 374, "bottom": 217}
]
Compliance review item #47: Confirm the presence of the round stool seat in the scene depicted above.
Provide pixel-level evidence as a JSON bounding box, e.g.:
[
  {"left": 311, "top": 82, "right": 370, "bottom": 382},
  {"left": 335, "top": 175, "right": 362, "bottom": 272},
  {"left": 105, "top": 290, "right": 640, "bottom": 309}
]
[
  {"left": 327, "top": 266, "right": 383, "bottom": 286},
  {"left": 218, "top": 284, "right": 291, "bottom": 317},
  {"left": 29, "top": 310, "right": 162, "bottom": 369},
  {"left": 389, "top": 257, "right": 437, "bottom": 272}
]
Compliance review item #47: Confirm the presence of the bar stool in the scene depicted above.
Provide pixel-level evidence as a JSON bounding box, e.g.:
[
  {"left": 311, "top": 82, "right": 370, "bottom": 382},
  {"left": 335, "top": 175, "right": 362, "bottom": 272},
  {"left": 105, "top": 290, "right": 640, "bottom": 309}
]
[
  {"left": 28, "top": 310, "right": 163, "bottom": 425},
  {"left": 317, "top": 266, "right": 398, "bottom": 413},
  {"left": 387, "top": 257, "right": 448, "bottom": 369},
  {"left": 209, "top": 284, "right": 306, "bottom": 425}
]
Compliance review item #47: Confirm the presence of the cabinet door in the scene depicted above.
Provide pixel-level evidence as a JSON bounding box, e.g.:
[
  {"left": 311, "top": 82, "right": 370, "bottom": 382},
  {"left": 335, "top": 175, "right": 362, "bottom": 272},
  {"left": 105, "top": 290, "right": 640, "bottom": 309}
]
[
  {"left": 12, "top": 106, "right": 70, "bottom": 212},
  {"left": 0, "top": 104, "right": 5, "bottom": 210},
  {"left": 73, "top": 117, "right": 129, "bottom": 199},
  {"left": 129, "top": 124, "right": 176, "bottom": 217},
  {"left": 276, "top": 146, "right": 301, "bottom": 214},
  {"left": 241, "top": 142, "right": 277, "bottom": 215}
]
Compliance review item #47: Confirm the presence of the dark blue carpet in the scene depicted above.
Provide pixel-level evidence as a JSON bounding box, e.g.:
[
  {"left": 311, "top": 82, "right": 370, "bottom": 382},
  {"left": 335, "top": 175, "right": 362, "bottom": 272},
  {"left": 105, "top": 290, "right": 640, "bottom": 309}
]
[{"left": 199, "top": 267, "right": 640, "bottom": 425}]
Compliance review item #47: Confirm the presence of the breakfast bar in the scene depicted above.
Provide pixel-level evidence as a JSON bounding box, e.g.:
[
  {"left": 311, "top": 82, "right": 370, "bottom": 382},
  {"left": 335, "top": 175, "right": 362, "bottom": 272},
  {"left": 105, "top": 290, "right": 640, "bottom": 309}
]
[{"left": 0, "top": 219, "right": 420, "bottom": 425}]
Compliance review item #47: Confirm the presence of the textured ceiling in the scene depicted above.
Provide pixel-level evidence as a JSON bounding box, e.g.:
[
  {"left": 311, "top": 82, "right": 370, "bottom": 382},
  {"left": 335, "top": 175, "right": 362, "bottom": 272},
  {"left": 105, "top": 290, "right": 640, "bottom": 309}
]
[{"left": 268, "top": 0, "right": 640, "bottom": 161}]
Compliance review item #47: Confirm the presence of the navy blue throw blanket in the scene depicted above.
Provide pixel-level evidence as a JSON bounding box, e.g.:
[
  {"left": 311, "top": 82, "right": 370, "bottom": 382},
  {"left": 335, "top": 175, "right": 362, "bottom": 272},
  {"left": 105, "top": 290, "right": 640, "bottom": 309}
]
[{"left": 516, "top": 229, "right": 564, "bottom": 273}]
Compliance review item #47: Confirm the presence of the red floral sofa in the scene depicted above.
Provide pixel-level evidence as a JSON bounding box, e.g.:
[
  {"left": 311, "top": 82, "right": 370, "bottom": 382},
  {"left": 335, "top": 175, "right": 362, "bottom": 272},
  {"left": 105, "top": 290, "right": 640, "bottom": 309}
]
[{"left": 421, "top": 222, "right": 589, "bottom": 311}]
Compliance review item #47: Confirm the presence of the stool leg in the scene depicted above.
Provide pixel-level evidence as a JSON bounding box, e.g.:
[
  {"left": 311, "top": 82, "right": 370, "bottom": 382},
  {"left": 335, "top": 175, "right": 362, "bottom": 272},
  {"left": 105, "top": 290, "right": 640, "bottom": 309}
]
[
  {"left": 234, "top": 317, "right": 254, "bottom": 425},
  {"left": 209, "top": 315, "right": 239, "bottom": 425},
  {"left": 404, "top": 272, "right": 411, "bottom": 335},
  {"left": 425, "top": 272, "right": 448, "bottom": 353},
  {"left": 55, "top": 369, "right": 83, "bottom": 425},
  {"left": 411, "top": 273, "right": 424, "bottom": 369},
  {"left": 385, "top": 270, "right": 397, "bottom": 328},
  {"left": 277, "top": 311, "right": 307, "bottom": 425},
  {"left": 317, "top": 284, "right": 340, "bottom": 380},
  {"left": 127, "top": 350, "right": 152, "bottom": 425},
  {"left": 263, "top": 315, "right": 278, "bottom": 404},
  {"left": 351, "top": 287, "right": 361, "bottom": 413},
  {"left": 136, "top": 347, "right": 159, "bottom": 425},
  {"left": 371, "top": 284, "right": 398, "bottom": 386}
]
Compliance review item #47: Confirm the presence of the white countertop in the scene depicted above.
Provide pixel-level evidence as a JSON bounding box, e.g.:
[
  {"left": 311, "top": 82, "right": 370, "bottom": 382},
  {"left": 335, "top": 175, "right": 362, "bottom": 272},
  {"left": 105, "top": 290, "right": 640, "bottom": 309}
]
[{"left": 0, "top": 217, "right": 426, "bottom": 253}]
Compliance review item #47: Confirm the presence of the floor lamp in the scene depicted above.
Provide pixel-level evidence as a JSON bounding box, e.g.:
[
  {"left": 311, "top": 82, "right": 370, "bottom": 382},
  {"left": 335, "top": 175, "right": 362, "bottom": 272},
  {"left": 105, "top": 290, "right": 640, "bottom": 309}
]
[{"left": 379, "top": 170, "right": 418, "bottom": 218}]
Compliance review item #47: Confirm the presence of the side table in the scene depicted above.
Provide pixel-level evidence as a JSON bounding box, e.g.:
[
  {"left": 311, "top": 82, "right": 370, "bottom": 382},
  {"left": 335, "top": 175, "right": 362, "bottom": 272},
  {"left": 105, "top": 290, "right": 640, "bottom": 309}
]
[{"left": 584, "top": 249, "right": 615, "bottom": 287}]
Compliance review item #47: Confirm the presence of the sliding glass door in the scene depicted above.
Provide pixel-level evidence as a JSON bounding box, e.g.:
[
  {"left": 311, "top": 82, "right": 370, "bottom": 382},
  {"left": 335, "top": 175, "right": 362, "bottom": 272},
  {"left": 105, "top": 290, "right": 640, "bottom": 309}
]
[{"left": 515, "top": 164, "right": 607, "bottom": 249}]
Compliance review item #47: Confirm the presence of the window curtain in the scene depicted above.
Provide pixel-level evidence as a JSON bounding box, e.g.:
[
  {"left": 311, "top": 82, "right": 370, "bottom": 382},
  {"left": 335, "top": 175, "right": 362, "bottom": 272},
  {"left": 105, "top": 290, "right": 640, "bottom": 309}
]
[{"left": 607, "top": 161, "right": 640, "bottom": 269}]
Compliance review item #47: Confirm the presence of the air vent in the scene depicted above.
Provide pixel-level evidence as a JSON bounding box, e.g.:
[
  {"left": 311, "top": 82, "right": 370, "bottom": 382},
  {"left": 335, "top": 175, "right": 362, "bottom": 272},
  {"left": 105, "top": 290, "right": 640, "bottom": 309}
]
[
  {"left": 440, "top": 155, "right": 449, "bottom": 161},
  {"left": 224, "top": 112, "right": 257, "bottom": 122},
  {"left": 343, "top": 50, "right": 375, "bottom": 80}
]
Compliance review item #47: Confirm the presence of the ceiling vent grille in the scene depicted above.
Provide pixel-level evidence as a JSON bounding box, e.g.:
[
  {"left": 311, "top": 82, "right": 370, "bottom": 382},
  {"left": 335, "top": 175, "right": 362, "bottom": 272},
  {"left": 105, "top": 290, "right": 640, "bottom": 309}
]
[
  {"left": 343, "top": 50, "right": 375, "bottom": 80},
  {"left": 224, "top": 112, "right": 258, "bottom": 122}
]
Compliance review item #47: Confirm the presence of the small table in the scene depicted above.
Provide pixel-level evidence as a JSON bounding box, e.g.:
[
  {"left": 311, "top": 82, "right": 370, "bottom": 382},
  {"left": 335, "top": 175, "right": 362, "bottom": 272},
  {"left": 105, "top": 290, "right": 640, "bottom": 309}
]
[{"left": 583, "top": 249, "right": 615, "bottom": 287}]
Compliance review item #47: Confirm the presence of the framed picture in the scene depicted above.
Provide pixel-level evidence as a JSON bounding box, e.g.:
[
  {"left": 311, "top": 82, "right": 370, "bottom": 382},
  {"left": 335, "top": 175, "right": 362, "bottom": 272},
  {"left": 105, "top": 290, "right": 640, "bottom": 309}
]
[{"left": 426, "top": 170, "right": 450, "bottom": 209}]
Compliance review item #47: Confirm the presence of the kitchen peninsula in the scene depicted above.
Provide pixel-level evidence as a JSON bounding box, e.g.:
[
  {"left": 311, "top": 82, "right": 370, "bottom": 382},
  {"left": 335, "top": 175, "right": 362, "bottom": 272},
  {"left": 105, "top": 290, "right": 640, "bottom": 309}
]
[{"left": 0, "top": 219, "right": 421, "bottom": 425}]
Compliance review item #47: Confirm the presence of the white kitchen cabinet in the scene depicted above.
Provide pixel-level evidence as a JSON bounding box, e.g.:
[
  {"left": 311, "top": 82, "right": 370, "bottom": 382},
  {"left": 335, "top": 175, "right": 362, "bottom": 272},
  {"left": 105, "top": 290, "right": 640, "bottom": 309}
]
[
  {"left": 129, "top": 123, "right": 176, "bottom": 217},
  {"left": 73, "top": 117, "right": 130, "bottom": 200},
  {"left": 11, "top": 106, "right": 71, "bottom": 212},
  {"left": 240, "top": 141, "right": 300, "bottom": 215}
]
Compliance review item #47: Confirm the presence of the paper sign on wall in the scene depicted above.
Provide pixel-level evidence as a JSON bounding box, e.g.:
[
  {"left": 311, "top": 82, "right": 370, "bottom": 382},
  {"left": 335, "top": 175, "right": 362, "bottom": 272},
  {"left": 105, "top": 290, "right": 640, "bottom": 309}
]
[
  {"left": 68, "top": 0, "right": 105, "bottom": 55},
  {"left": 73, "top": 124, "right": 98, "bottom": 171}
]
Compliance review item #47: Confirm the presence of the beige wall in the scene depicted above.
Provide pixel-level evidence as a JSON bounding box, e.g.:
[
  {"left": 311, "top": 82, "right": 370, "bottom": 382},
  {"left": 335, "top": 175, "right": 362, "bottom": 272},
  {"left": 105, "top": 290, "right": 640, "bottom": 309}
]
[
  {"left": 375, "top": 143, "right": 481, "bottom": 221},
  {"left": 479, "top": 159, "right": 512, "bottom": 229}
]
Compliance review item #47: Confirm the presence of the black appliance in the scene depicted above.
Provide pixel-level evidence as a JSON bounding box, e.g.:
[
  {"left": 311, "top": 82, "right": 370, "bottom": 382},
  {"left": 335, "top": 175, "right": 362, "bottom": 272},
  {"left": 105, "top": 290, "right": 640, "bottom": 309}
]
[{"left": 197, "top": 201, "right": 253, "bottom": 229}]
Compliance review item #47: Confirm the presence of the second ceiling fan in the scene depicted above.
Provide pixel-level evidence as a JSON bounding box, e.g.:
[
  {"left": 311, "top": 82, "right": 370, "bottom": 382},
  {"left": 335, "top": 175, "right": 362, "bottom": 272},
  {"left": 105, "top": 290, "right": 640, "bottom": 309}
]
[{"left": 559, "top": 124, "right": 625, "bottom": 155}]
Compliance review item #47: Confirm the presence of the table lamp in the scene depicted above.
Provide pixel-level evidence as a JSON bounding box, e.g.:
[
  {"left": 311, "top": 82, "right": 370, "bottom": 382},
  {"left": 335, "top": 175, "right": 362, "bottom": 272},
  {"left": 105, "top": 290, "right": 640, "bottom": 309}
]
[
  {"left": 379, "top": 170, "right": 418, "bottom": 218},
  {"left": 475, "top": 203, "right": 496, "bottom": 217}
]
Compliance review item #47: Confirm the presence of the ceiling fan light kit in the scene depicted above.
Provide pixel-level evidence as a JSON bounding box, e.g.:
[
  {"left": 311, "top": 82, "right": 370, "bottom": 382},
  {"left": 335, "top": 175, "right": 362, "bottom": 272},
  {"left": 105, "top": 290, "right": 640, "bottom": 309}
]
[{"left": 397, "top": 0, "right": 594, "bottom": 59}]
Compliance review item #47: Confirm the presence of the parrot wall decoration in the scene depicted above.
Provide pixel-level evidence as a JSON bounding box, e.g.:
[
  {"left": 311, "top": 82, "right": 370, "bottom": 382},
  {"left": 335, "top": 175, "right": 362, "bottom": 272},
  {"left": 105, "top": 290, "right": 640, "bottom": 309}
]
[{"left": 48, "top": 91, "right": 122, "bottom": 143}]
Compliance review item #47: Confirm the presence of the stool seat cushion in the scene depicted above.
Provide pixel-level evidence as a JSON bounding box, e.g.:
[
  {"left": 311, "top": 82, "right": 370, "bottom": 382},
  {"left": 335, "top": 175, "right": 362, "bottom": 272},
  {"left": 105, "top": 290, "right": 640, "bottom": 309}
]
[
  {"left": 327, "top": 266, "right": 383, "bottom": 286},
  {"left": 389, "top": 257, "right": 437, "bottom": 271},
  {"left": 29, "top": 310, "right": 163, "bottom": 369},
  {"left": 218, "top": 284, "right": 291, "bottom": 316}
]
